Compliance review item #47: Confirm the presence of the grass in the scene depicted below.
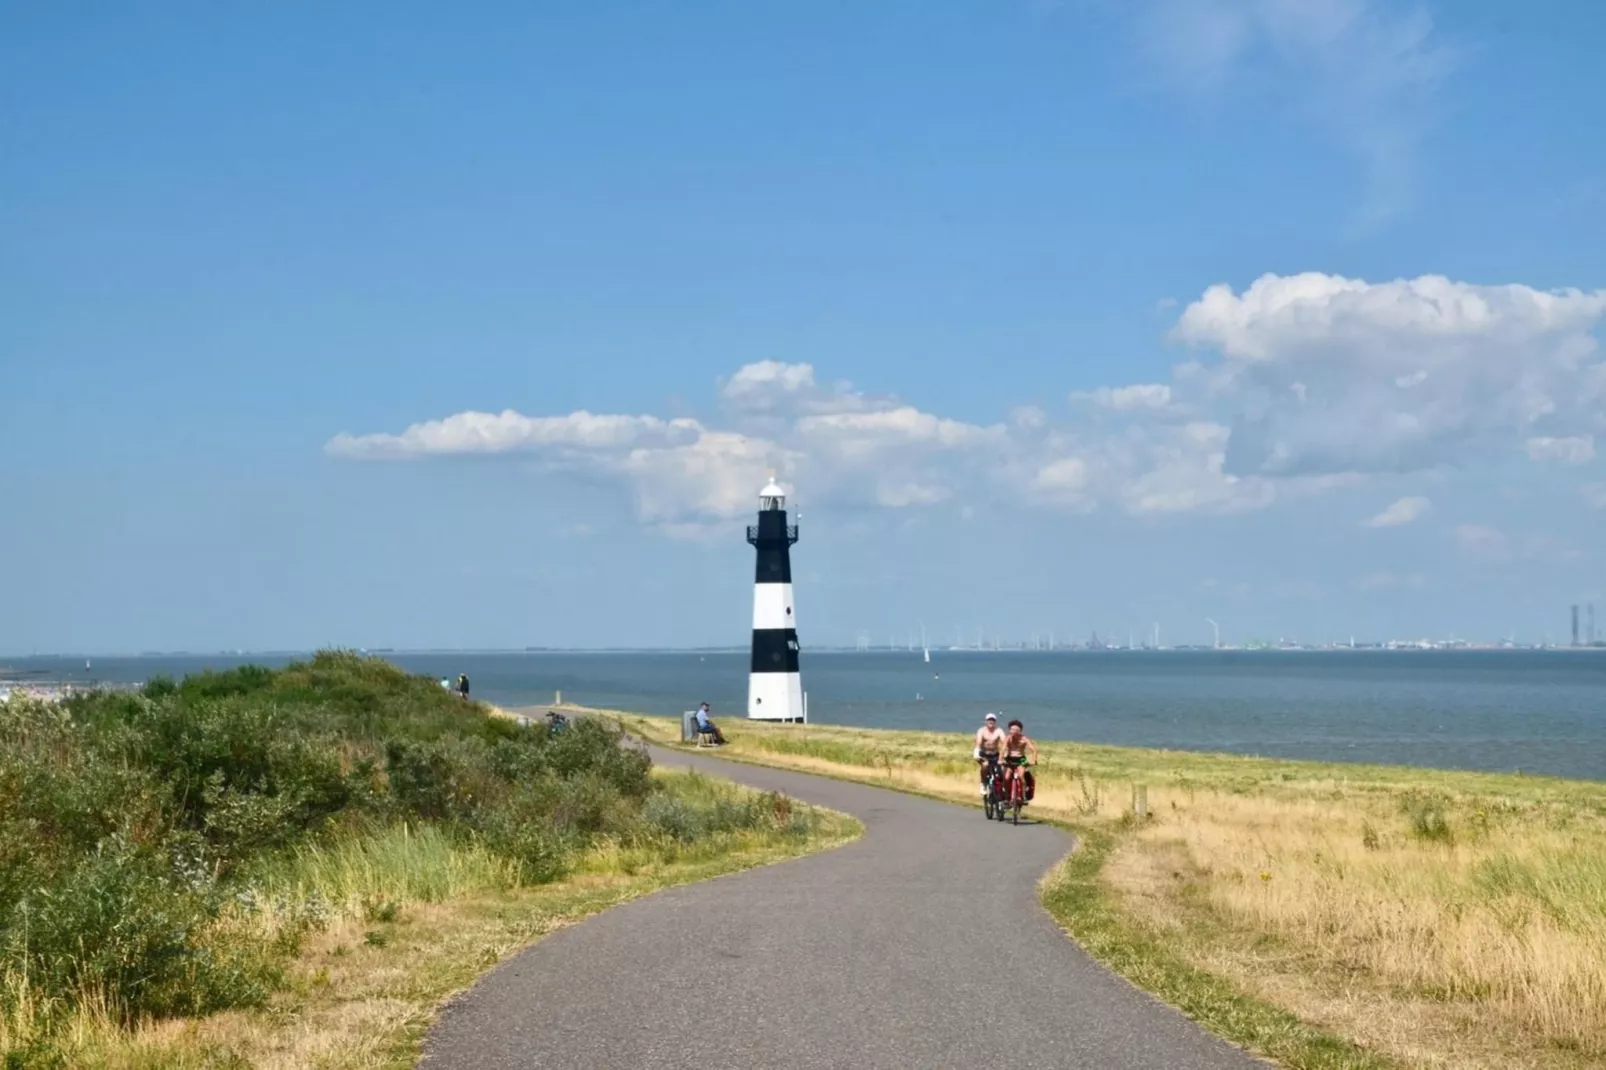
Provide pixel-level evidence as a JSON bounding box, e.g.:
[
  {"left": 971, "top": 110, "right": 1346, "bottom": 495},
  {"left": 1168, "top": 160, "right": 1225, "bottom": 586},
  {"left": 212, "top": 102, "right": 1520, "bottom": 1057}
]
[
  {"left": 0, "top": 654, "right": 861, "bottom": 1068},
  {"left": 610, "top": 709, "right": 1606, "bottom": 1070},
  {"left": 0, "top": 770, "right": 859, "bottom": 1069}
]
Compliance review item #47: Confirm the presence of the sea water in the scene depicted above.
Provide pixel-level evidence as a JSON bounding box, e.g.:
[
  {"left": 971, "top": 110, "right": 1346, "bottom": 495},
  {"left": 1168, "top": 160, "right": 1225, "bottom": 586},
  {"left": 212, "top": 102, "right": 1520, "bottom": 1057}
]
[{"left": 9, "top": 649, "right": 1605, "bottom": 781}]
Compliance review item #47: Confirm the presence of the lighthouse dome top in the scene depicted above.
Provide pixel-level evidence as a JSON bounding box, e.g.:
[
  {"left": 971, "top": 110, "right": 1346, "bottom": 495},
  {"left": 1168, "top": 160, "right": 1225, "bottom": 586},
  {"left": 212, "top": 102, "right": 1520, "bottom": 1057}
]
[{"left": 759, "top": 477, "right": 786, "bottom": 511}]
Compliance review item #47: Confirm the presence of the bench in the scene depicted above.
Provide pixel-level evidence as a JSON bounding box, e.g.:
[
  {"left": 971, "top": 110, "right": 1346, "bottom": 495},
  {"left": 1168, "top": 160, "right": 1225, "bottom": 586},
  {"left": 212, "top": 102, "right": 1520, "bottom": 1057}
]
[{"left": 696, "top": 726, "right": 719, "bottom": 747}]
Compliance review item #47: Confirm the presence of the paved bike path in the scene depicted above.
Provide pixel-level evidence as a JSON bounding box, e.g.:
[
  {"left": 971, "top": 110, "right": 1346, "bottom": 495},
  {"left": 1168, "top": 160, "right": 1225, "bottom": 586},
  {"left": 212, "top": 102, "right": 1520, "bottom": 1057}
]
[{"left": 423, "top": 744, "right": 1265, "bottom": 1069}]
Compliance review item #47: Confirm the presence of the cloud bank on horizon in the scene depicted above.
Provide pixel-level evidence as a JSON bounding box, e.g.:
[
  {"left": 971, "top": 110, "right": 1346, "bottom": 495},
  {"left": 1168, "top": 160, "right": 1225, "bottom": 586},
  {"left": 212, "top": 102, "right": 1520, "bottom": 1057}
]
[{"left": 328, "top": 271, "right": 1606, "bottom": 532}]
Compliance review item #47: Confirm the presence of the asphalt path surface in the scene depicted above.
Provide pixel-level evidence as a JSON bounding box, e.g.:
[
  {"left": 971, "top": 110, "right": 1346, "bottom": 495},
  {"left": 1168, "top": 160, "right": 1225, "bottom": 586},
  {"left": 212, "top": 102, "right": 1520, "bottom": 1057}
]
[{"left": 423, "top": 742, "right": 1265, "bottom": 1069}]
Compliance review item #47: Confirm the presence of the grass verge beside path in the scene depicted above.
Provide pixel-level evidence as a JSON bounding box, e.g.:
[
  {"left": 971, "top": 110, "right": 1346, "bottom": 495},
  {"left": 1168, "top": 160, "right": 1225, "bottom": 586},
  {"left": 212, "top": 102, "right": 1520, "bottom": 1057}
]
[
  {"left": 3, "top": 769, "right": 859, "bottom": 1069},
  {"left": 604, "top": 708, "right": 1606, "bottom": 1070},
  {"left": 0, "top": 655, "right": 859, "bottom": 1069}
]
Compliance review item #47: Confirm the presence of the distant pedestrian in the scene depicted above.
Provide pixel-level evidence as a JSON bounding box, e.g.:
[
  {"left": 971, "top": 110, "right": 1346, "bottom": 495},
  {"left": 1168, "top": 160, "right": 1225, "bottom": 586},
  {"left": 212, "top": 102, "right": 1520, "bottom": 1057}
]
[
  {"left": 694, "top": 702, "right": 726, "bottom": 745},
  {"left": 456, "top": 673, "right": 470, "bottom": 701}
]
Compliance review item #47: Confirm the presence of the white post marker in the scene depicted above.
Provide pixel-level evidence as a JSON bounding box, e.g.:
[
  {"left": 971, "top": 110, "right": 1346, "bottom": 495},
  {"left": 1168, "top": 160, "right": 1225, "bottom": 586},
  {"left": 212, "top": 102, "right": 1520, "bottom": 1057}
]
[{"left": 746, "top": 474, "right": 805, "bottom": 722}]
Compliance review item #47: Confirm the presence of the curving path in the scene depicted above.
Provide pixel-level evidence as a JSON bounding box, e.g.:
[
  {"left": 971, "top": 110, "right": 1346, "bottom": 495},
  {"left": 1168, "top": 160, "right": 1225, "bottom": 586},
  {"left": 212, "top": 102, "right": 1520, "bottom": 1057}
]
[{"left": 423, "top": 744, "right": 1264, "bottom": 1069}]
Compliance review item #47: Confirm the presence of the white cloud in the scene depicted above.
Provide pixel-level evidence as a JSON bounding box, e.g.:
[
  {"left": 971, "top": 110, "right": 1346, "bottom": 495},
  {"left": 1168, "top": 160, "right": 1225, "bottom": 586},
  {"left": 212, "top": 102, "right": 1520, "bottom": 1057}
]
[
  {"left": 1168, "top": 272, "right": 1606, "bottom": 478},
  {"left": 1009, "top": 405, "right": 1047, "bottom": 430},
  {"left": 324, "top": 410, "right": 700, "bottom": 460},
  {"left": 620, "top": 431, "right": 795, "bottom": 524},
  {"left": 1357, "top": 570, "right": 1427, "bottom": 591},
  {"left": 1452, "top": 524, "right": 1581, "bottom": 565},
  {"left": 1132, "top": 0, "right": 1457, "bottom": 226},
  {"left": 718, "top": 360, "right": 870, "bottom": 416},
  {"left": 1032, "top": 455, "right": 1093, "bottom": 496},
  {"left": 1452, "top": 523, "right": 1512, "bottom": 562},
  {"left": 1071, "top": 383, "right": 1174, "bottom": 412},
  {"left": 1364, "top": 495, "right": 1431, "bottom": 528},
  {"left": 719, "top": 360, "right": 816, "bottom": 407},
  {"left": 1115, "top": 421, "right": 1275, "bottom": 515},
  {"left": 1524, "top": 435, "right": 1596, "bottom": 465},
  {"left": 795, "top": 407, "right": 1002, "bottom": 449},
  {"left": 1025, "top": 420, "right": 1292, "bottom": 517},
  {"left": 793, "top": 406, "right": 1007, "bottom": 509},
  {"left": 328, "top": 362, "right": 1009, "bottom": 523},
  {"left": 327, "top": 268, "right": 1606, "bottom": 532}
]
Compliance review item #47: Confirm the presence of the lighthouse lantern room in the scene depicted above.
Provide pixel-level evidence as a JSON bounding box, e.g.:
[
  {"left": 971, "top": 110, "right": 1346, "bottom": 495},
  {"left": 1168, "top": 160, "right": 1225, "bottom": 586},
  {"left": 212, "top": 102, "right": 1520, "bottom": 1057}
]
[{"left": 746, "top": 475, "right": 805, "bottom": 722}]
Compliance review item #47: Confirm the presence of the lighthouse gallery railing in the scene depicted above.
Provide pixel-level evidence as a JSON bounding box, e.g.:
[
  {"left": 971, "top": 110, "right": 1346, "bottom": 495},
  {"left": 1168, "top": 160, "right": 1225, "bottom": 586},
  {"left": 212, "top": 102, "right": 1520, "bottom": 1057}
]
[{"left": 746, "top": 524, "right": 799, "bottom": 546}]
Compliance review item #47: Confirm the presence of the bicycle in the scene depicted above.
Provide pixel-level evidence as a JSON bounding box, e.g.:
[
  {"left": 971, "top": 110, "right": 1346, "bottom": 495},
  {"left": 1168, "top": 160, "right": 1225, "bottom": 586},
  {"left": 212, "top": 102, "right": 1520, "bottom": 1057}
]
[
  {"left": 1002, "top": 760, "right": 1033, "bottom": 825},
  {"left": 980, "top": 758, "right": 1003, "bottom": 820}
]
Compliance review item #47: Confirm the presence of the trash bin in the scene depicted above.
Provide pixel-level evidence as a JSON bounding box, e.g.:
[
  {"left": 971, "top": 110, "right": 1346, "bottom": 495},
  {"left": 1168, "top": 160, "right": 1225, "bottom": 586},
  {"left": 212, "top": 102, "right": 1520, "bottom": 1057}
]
[{"left": 681, "top": 710, "right": 698, "bottom": 742}]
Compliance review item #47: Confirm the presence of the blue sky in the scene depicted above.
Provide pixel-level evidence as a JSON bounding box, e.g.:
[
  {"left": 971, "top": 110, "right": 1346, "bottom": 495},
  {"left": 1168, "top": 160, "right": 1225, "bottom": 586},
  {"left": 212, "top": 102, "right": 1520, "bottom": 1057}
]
[{"left": 4, "top": 0, "right": 1605, "bottom": 653}]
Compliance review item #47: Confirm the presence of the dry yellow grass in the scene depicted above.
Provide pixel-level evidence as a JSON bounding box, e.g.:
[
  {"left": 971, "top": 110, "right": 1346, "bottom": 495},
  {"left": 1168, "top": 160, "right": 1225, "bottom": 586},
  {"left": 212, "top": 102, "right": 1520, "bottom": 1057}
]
[{"left": 613, "top": 709, "right": 1606, "bottom": 1070}]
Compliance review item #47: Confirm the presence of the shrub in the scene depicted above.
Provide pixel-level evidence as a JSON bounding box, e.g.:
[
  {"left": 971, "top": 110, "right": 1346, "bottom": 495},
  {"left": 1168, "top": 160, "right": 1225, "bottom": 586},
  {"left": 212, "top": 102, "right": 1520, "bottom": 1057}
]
[
  {"left": 548, "top": 773, "right": 632, "bottom": 838},
  {"left": 477, "top": 814, "right": 570, "bottom": 885},
  {"left": 1, "top": 837, "right": 277, "bottom": 1023},
  {"left": 178, "top": 665, "right": 276, "bottom": 701},
  {"left": 641, "top": 794, "right": 707, "bottom": 843},
  {"left": 0, "top": 651, "right": 731, "bottom": 1043},
  {"left": 383, "top": 737, "right": 499, "bottom": 823},
  {"left": 1401, "top": 791, "right": 1455, "bottom": 844},
  {"left": 541, "top": 719, "right": 652, "bottom": 799}
]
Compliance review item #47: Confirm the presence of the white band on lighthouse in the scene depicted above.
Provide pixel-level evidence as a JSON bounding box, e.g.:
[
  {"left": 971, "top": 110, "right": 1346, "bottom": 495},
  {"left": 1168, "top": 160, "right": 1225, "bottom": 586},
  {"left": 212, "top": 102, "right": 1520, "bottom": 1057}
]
[
  {"left": 750, "top": 584, "right": 794, "bottom": 631},
  {"left": 747, "top": 476, "right": 804, "bottom": 722}
]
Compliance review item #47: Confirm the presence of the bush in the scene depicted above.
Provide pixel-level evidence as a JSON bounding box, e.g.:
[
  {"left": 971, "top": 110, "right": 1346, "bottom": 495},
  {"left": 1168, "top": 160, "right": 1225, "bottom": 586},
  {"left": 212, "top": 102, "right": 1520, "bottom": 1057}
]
[
  {"left": 540, "top": 718, "right": 653, "bottom": 799},
  {"left": 641, "top": 793, "right": 707, "bottom": 842},
  {"left": 383, "top": 737, "right": 502, "bottom": 823},
  {"left": 548, "top": 773, "right": 633, "bottom": 838},
  {"left": 1, "top": 838, "right": 277, "bottom": 1023},
  {"left": 477, "top": 811, "right": 571, "bottom": 885},
  {"left": 0, "top": 651, "right": 714, "bottom": 1037},
  {"left": 1401, "top": 791, "right": 1455, "bottom": 844}
]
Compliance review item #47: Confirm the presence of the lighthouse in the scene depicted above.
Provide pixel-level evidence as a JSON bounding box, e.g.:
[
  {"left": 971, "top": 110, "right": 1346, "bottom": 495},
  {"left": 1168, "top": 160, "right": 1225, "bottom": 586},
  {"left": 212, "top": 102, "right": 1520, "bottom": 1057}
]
[{"left": 746, "top": 475, "right": 805, "bottom": 722}]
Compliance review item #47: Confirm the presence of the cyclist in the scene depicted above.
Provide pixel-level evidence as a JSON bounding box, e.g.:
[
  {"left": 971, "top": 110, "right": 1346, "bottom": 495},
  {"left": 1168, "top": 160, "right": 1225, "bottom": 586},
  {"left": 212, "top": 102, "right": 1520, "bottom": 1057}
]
[
  {"left": 973, "top": 712, "right": 1005, "bottom": 796},
  {"left": 999, "top": 718, "right": 1038, "bottom": 798}
]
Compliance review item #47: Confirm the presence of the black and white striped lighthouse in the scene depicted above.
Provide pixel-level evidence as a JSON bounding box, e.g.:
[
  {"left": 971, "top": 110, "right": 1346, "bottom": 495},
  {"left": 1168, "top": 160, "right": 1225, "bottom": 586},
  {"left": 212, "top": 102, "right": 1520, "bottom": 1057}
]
[{"left": 746, "top": 475, "right": 805, "bottom": 722}]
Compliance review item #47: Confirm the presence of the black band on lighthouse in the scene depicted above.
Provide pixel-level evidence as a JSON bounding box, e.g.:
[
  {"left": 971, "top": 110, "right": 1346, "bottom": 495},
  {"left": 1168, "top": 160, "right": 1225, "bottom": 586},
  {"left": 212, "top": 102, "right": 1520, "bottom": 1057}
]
[
  {"left": 753, "top": 547, "right": 791, "bottom": 584},
  {"left": 750, "top": 628, "right": 800, "bottom": 673}
]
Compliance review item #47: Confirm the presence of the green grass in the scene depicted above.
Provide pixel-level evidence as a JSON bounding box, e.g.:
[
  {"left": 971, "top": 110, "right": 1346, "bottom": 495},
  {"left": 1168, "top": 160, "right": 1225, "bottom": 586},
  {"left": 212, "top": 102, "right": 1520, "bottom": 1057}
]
[
  {"left": 0, "top": 656, "right": 862, "bottom": 1068},
  {"left": 248, "top": 823, "right": 522, "bottom": 915},
  {"left": 1, "top": 770, "right": 860, "bottom": 1069}
]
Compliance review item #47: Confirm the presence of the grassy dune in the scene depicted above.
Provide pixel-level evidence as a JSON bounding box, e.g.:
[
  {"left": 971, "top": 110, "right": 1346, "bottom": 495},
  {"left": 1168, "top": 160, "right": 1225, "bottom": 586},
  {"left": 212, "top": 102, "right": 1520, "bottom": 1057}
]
[
  {"left": 1, "top": 769, "right": 856, "bottom": 1069},
  {"left": 0, "top": 657, "right": 858, "bottom": 1068},
  {"left": 613, "top": 710, "right": 1606, "bottom": 1070}
]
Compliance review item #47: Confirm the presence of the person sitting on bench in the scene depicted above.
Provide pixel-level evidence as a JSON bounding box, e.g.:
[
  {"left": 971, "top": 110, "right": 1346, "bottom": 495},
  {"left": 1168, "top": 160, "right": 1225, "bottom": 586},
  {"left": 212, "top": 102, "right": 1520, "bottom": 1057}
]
[{"left": 694, "top": 702, "right": 726, "bottom": 745}]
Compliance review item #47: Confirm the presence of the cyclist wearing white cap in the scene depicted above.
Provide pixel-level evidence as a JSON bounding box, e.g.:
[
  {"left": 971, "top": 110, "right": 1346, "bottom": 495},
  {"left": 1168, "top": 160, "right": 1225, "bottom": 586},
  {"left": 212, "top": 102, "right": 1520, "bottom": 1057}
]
[{"left": 973, "top": 712, "right": 1005, "bottom": 796}]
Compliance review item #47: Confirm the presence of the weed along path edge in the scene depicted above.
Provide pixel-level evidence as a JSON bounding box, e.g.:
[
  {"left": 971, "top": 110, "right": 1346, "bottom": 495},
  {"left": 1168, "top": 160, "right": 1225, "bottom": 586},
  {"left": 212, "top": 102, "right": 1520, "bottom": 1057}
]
[{"left": 422, "top": 742, "right": 1264, "bottom": 1070}]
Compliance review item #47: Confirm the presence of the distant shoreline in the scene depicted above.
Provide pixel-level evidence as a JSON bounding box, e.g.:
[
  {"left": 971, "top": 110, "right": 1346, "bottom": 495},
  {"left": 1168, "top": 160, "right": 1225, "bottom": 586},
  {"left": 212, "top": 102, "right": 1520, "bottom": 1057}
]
[{"left": 8, "top": 644, "right": 1606, "bottom": 662}]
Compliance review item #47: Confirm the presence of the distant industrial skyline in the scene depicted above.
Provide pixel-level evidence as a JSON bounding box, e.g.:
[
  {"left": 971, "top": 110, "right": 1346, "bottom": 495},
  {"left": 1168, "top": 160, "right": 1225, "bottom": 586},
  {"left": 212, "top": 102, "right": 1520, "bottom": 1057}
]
[{"left": 9, "top": 611, "right": 1606, "bottom": 662}]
